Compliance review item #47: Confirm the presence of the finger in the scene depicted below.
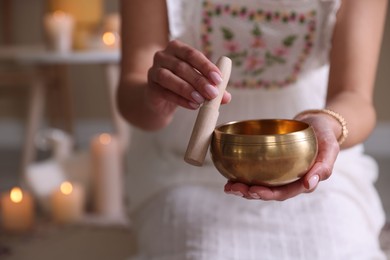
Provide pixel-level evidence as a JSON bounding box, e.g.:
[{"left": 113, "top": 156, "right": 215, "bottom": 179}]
[
  {"left": 224, "top": 181, "right": 234, "bottom": 193},
  {"left": 302, "top": 129, "right": 339, "bottom": 190},
  {"left": 166, "top": 40, "right": 223, "bottom": 85},
  {"left": 248, "top": 179, "right": 307, "bottom": 201},
  {"left": 296, "top": 114, "right": 340, "bottom": 190},
  {"left": 149, "top": 66, "right": 207, "bottom": 107},
  {"left": 154, "top": 50, "right": 220, "bottom": 100},
  {"left": 224, "top": 181, "right": 250, "bottom": 198},
  {"left": 221, "top": 91, "right": 232, "bottom": 104},
  {"left": 148, "top": 81, "right": 200, "bottom": 110}
]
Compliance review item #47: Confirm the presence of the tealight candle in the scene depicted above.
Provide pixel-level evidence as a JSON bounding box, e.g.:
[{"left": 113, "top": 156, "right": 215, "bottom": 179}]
[
  {"left": 51, "top": 181, "right": 85, "bottom": 224},
  {"left": 1, "top": 187, "right": 35, "bottom": 233},
  {"left": 90, "top": 133, "right": 125, "bottom": 220},
  {"left": 102, "top": 31, "right": 120, "bottom": 49}
]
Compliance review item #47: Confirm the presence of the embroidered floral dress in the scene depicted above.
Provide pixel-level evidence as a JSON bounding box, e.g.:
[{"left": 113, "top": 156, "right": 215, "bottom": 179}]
[
  {"left": 126, "top": 0, "right": 386, "bottom": 259},
  {"left": 202, "top": 2, "right": 318, "bottom": 89}
]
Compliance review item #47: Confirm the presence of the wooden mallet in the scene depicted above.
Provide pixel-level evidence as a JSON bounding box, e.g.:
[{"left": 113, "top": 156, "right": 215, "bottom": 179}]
[{"left": 184, "top": 56, "right": 232, "bottom": 166}]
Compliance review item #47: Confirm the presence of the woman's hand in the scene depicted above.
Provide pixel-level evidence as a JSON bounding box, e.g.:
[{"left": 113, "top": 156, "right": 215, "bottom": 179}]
[
  {"left": 224, "top": 113, "right": 340, "bottom": 201},
  {"left": 146, "top": 40, "right": 232, "bottom": 114}
]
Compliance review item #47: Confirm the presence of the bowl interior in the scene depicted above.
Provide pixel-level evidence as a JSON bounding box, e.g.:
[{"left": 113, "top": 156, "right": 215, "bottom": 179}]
[{"left": 215, "top": 119, "right": 310, "bottom": 136}]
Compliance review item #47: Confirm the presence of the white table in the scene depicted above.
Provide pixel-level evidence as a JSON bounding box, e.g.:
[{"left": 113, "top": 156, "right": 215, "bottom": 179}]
[
  {"left": 0, "top": 46, "right": 129, "bottom": 180},
  {"left": 0, "top": 46, "right": 120, "bottom": 64},
  {"left": 0, "top": 223, "right": 136, "bottom": 260}
]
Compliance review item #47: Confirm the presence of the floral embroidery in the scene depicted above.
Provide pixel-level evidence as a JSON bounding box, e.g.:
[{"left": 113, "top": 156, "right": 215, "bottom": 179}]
[{"left": 202, "top": 1, "right": 317, "bottom": 89}]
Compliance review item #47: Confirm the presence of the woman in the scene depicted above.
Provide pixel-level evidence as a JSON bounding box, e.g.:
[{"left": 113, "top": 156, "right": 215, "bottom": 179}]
[{"left": 118, "top": 0, "right": 388, "bottom": 259}]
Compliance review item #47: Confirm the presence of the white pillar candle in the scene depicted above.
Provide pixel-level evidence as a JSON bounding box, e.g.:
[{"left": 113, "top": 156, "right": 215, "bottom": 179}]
[
  {"left": 1, "top": 187, "right": 35, "bottom": 233},
  {"left": 90, "top": 133, "right": 125, "bottom": 220},
  {"left": 51, "top": 181, "right": 85, "bottom": 224},
  {"left": 43, "top": 11, "right": 74, "bottom": 53}
]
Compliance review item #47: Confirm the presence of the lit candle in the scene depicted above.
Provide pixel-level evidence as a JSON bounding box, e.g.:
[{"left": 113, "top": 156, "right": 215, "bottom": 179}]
[
  {"left": 1, "top": 187, "right": 35, "bottom": 233},
  {"left": 43, "top": 11, "right": 74, "bottom": 53},
  {"left": 90, "top": 133, "right": 125, "bottom": 220},
  {"left": 47, "top": 0, "right": 104, "bottom": 50},
  {"left": 102, "top": 31, "right": 120, "bottom": 49},
  {"left": 51, "top": 181, "right": 85, "bottom": 224}
]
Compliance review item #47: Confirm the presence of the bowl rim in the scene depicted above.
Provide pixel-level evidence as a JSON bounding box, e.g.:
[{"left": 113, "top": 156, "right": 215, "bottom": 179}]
[{"left": 213, "top": 119, "right": 316, "bottom": 144}]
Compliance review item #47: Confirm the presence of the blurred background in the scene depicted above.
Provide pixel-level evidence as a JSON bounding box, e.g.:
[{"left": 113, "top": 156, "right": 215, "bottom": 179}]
[
  {"left": 0, "top": 0, "right": 389, "bottom": 259},
  {"left": 0, "top": 0, "right": 120, "bottom": 142}
]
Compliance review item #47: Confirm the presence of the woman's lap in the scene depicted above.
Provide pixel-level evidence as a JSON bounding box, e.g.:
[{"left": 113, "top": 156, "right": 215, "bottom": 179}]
[{"left": 130, "top": 184, "right": 386, "bottom": 260}]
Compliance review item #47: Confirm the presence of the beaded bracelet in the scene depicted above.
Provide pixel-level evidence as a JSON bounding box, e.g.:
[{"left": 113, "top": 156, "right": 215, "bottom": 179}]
[{"left": 295, "top": 109, "right": 349, "bottom": 145}]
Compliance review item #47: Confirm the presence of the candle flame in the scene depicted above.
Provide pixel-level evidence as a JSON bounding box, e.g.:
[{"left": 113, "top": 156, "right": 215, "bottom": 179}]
[
  {"left": 99, "top": 133, "right": 112, "bottom": 145},
  {"left": 60, "top": 182, "right": 73, "bottom": 195},
  {"left": 10, "top": 187, "right": 23, "bottom": 203},
  {"left": 102, "top": 32, "right": 116, "bottom": 47}
]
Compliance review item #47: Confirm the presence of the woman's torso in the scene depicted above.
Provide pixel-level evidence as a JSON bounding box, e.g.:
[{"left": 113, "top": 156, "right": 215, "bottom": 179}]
[{"left": 125, "top": 0, "right": 379, "bottom": 213}]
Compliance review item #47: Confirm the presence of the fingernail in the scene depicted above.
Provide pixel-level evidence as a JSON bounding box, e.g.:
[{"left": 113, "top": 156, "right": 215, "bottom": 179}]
[
  {"left": 227, "top": 190, "right": 243, "bottom": 197},
  {"left": 188, "top": 102, "right": 200, "bottom": 109},
  {"left": 308, "top": 175, "right": 319, "bottom": 190},
  {"left": 209, "top": 71, "right": 223, "bottom": 85},
  {"left": 225, "top": 91, "right": 232, "bottom": 102},
  {"left": 205, "top": 84, "right": 219, "bottom": 99},
  {"left": 249, "top": 192, "right": 261, "bottom": 199},
  {"left": 191, "top": 91, "right": 205, "bottom": 104}
]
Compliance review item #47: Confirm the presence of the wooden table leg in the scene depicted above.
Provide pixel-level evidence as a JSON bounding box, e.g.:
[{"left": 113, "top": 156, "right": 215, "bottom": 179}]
[
  {"left": 20, "top": 75, "right": 46, "bottom": 180},
  {"left": 45, "top": 65, "right": 75, "bottom": 139},
  {"left": 103, "top": 63, "right": 130, "bottom": 156},
  {"left": 57, "top": 65, "right": 75, "bottom": 139}
]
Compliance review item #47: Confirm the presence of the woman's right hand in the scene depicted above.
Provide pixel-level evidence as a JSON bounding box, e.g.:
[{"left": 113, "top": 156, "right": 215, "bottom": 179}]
[{"left": 146, "top": 40, "right": 232, "bottom": 113}]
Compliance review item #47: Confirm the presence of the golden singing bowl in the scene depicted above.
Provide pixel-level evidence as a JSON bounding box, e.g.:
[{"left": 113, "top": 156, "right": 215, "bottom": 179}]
[{"left": 210, "top": 119, "right": 318, "bottom": 186}]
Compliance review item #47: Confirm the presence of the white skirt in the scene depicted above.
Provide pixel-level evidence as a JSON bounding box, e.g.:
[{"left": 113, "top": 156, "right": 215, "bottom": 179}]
[{"left": 128, "top": 146, "right": 386, "bottom": 260}]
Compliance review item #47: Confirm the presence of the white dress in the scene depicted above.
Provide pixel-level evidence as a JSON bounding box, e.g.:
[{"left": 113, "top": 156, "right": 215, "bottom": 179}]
[{"left": 126, "top": 0, "right": 386, "bottom": 259}]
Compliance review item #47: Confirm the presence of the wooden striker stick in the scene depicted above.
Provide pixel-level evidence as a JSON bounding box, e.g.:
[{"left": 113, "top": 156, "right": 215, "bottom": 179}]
[{"left": 184, "top": 56, "right": 232, "bottom": 166}]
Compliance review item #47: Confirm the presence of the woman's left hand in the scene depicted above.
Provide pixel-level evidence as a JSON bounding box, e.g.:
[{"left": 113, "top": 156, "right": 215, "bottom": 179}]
[{"left": 224, "top": 113, "right": 340, "bottom": 201}]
